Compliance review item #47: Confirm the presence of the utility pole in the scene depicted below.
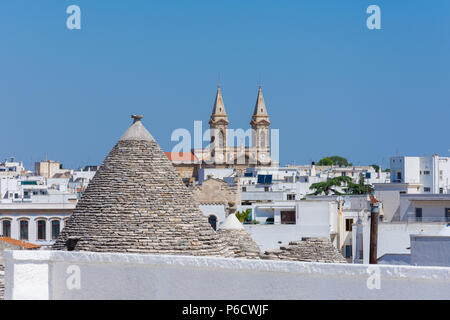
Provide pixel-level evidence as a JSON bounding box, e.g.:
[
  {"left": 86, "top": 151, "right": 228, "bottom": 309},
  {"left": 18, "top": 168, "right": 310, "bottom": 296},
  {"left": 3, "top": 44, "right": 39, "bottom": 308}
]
[{"left": 369, "top": 201, "right": 380, "bottom": 264}]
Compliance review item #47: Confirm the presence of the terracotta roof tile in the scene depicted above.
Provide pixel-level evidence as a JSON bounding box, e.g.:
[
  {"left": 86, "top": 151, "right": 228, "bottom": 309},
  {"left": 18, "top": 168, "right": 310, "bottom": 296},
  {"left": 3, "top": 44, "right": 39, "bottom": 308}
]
[
  {"left": 0, "top": 237, "right": 40, "bottom": 249},
  {"left": 164, "top": 152, "right": 197, "bottom": 163}
]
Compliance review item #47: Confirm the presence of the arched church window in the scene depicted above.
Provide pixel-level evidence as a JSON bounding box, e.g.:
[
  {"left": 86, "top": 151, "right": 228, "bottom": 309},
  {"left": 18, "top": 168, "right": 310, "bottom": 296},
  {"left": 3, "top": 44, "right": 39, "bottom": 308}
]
[
  {"left": 218, "top": 130, "right": 224, "bottom": 148},
  {"left": 260, "top": 131, "right": 266, "bottom": 148}
]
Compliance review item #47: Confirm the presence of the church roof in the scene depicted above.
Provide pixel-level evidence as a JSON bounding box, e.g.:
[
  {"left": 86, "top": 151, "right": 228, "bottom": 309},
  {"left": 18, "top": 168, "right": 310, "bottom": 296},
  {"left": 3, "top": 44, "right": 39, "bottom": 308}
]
[
  {"left": 53, "top": 115, "right": 233, "bottom": 257},
  {"left": 251, "top": 86, "right": 270, "bottom": 126},
  {"left": 209, "top": 86, "right": 229, "bottom": 125},
  {"left": 164, "top": 152, "right": 198, "bottom": 163}
]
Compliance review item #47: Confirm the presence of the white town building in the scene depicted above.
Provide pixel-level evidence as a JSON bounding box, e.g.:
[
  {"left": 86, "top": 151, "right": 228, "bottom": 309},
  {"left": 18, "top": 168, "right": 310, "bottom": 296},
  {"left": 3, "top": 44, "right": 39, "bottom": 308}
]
[{"left": 389, "top": 154, "right": 450, "bottom": 194}]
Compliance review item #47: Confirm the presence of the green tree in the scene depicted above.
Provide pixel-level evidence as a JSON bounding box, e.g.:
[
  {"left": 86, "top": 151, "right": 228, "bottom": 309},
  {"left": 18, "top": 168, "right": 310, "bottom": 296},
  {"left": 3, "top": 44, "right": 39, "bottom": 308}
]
[
  {"left": 316, "top": 157, "right": 333, "bottom": 166},
  {"left": 344, "top": 176, "right": 373, "bottom": 195},
  {"left": 371, "top": 164, "right": 380, "bottom": 172},
  {"left": 309, "top": 176, "right": 353, "bottom": 195},
  {"left": 317, "top": 156, "right": 351, "bottom": 167},
  {"left": 235, "top": 209, "right": 251, "bottom": 223}
]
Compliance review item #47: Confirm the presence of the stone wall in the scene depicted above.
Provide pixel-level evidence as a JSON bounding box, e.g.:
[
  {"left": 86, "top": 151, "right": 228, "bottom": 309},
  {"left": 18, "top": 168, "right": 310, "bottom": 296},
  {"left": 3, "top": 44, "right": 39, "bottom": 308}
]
[{"left": 191, "top": 178, "right": 240, "bottom": 214}]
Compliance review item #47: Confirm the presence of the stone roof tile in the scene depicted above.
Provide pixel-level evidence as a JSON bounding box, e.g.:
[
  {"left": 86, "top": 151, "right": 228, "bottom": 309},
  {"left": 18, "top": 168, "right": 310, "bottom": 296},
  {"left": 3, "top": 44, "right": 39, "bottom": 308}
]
[{"left": 53, "top": 116, "right": 233, "bottom": 257}]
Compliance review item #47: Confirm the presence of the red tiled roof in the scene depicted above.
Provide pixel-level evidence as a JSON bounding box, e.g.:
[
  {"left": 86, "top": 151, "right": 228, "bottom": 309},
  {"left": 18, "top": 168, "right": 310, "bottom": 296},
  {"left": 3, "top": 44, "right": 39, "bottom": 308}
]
[
  {"left": 0, "top": 237, "right": 41, "bottom": 249},
  {"left": 164, "top": 152, "right": 197, "bottom": 163}
]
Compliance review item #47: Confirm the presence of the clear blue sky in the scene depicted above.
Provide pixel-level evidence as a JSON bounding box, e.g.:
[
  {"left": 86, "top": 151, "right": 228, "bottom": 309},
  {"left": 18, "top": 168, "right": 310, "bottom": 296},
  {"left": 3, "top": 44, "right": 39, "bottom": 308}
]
[{"left": 1, "top": 0, "right": 449, "bottom": 170}]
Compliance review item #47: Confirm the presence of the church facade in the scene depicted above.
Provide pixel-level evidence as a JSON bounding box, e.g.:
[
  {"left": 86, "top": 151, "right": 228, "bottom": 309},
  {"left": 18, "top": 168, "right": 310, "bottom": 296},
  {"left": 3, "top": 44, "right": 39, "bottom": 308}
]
[
  {"left": 167, "top": 86, "right": 277, "bottom": 182},
  {"left": 193, "top": 85, "right": 277, "bottom": 170}
]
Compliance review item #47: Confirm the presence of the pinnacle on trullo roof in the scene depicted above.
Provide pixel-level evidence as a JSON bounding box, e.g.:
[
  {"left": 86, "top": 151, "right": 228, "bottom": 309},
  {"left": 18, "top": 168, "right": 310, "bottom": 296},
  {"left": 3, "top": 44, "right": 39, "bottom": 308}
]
[{"left": 53, "top": 115, "right": 233, "bottom": 256}]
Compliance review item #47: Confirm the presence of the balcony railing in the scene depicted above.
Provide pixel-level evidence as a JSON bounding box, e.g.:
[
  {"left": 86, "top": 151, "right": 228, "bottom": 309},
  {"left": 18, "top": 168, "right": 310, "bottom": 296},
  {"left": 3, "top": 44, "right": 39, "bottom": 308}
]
[{"left": 405, "top": 212, "right": 450, "bottom": 223}]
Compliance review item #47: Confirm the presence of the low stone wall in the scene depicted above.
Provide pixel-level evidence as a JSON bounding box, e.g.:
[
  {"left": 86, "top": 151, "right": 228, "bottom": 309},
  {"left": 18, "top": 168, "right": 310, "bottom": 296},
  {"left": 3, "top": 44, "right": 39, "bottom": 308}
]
[{"left": 4, "top": 250, "right": 450, "bottom": 300}]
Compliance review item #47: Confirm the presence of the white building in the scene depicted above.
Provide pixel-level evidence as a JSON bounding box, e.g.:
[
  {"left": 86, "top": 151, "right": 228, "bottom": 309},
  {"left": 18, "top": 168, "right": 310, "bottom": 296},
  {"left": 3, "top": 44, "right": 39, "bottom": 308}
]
[
  {"left": 287, "top": 164, "right": 390, "bottom": 185},
  {"left": 0, "top": 158, "right": 25, "bottom": 177},
  {"left": 0, "top": 202, "right": 74, "bottom": 247},
  {"left": 244, "top": 199, "right": 338, "bottom": 252},
  {"left": 374, "top": 191, "right": 450, "bottom": 222},
  {"left": 0, "top": 162, "right": 98, "bottom": 246},
  {"left": 390, "top": 154, "right": 450, "bottom": 194},
  {"left": 0, "top": 176, "right": 77, "bottom": 246}
]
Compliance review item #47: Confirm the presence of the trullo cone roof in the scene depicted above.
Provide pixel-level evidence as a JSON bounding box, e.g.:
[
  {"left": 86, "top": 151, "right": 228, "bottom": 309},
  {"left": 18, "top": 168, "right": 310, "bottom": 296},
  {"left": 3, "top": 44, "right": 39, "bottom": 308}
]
[
  {"left": 53, "top": 115, "right": 233, "bottom": 257},
  {"left": 217, "top": 214, "right": 261, "bottom": 259}
]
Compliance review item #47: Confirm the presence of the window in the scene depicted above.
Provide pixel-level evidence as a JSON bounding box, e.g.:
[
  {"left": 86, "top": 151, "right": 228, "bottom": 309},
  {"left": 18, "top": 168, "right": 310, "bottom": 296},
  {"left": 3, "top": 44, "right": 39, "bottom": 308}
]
[
  {"left": 2, "top": 220, "right": 11, "bottom": 237},
  {"left": 280, "top": 211, "right": 296, "bottom": 224},
  {"left": 257, "top": 175, "right": 273, "bottom": 184},
  {"left": 287, "top": 194, "right": 296, "bottom": 200},
  {"left": 415, "top": 208, "right": 423, "bottom": 222},
  {"left": 424, "top": 187, "right": 431, "bottom": 192},
  {"left": 20, "top": 220, "right": 28, "bottom": 240},
  {"left": 345, "top": 219, "right": 353, "bottom": 232},
  {"left": 51, "top": 220, "right": 61, "bottom": 239},
  {"left": 37, "top": 220, "right": 46, "bottom": 240},
  {"left": 208, "top": 215, "right": 217, "bottom": 231},
  {"left": 345, "top": 245, "right": 352, "bottom": 258},
  {"left": 423, "top": 171, "right": 430, "bottom": 175},
  {"left": 264, "top": 187, "right": 269, "bottom": 192},
  {"left": 242, "top": 187, "right": 247, "bottom": 192},
  {"left": 218, "top": 130, "right": 224, "bottom": 148},
  {"left": 446, "top": 209, "right": 450, "bottom": 222}
]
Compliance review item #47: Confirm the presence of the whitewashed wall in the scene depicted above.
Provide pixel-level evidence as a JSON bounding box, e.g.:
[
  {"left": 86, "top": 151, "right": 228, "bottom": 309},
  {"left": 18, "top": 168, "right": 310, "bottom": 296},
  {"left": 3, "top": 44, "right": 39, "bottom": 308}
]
[
  {"left": 244, "top": 224, "right": 301, "bottom": 251},
  {"left": 411, "top": 235, "right": 450, "bottom": 266},
  {"left": 355, "top": 222, "right": 445, "bottom": 264},
  {"left": 4, "top": 250, "right": 450, "bottom": 300},
  {"left": 199, "top": 204, "right": 226, "bottom": 227},
  {"left": 244, "top": 200, "right": 336, "bottom": 251}
]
